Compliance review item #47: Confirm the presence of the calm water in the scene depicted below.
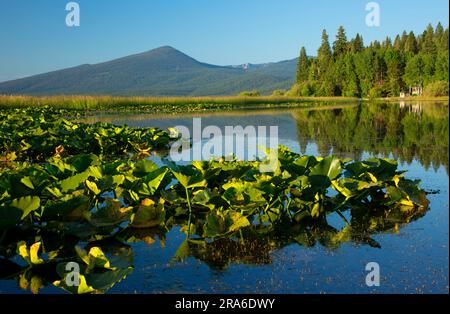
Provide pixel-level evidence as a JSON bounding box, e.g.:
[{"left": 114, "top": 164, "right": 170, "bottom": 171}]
[{"left": 1, "top": 101, "right": 448, "bottom": 293}]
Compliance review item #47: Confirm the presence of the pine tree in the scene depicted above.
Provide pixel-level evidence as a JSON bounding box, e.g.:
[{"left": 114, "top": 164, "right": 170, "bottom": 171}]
[
  {"left": 434, "top": 50, "right": 449, "bottom": 81},
  {"left": 435, "top": 22, "right": 444, "bottom": 42},
  {"left": 394, "top": 35, "right": 402, "bottom": 51},
  {"left": 343, "top": 54, "right": 360, "bottom": 96},
  {"left": 308, "top": 59, "right": 319, "bottom": 81},
  {"left": 404, "top": 54, "right": 426, "bottom": 86},
  {"left": 443, "top": 28, "right": 449, "bottom": 50},
  {"left": 401, "top": 31, "right": 408, "bottom": 50},
  {"left": 372, "top": 40, "right": 381, "bottom": 50},
  {"left": 434, "top": 23, "right": 448, "bottom": 51},
  {"left": 422, "top": 23, "right": 436, "bottom": 55},
  {"left": 385, "top": 48, "right": 404, "bottom": 95},
  {"left": 296, "top": 47, "right": 309, "bottom": 83},
  {"left": 317, "top": 30, "right": 332, "bottom": 79},
  {"left": 383, "top": 36, "right": 392, "bottom": 49},
  {"left": 333, "top": 26, "right": 348, "bottom": 57},
  {"left": 351, "top": 33, "right": 364, "bottom": 53},
  {"left": 404, "top": 31, "right": 418, "bottom": 54}
]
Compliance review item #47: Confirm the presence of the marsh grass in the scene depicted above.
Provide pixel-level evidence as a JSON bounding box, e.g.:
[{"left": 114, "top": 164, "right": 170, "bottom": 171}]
[{"left": 0, "top": 95, "right": 359, "bottom": 111}]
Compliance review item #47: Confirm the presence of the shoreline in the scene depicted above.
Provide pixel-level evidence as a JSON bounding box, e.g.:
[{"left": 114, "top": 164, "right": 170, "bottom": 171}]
[{"left": 0, "top": 95, "right": 447, "bottom": 112}]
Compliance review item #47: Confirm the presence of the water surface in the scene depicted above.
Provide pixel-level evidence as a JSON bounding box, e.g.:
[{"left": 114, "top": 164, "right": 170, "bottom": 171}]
[{"left": 2, "top": 101, "right": 448, "bottom": 294}]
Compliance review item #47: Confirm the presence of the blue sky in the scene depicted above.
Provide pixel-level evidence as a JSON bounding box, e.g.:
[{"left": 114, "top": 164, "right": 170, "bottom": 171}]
[{"left": 0, "top": 0, "right": 448, "bottom": 82}]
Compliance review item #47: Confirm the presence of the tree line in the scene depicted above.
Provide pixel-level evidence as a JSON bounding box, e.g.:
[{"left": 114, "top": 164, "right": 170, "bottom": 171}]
[{"left": 291, "top": 23, "right": 449, "bottom": 97}]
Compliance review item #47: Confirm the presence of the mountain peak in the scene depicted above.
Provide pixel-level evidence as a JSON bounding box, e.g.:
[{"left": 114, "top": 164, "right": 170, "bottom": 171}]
[
  {"left": 0, "top": 46, "right": 297, "bottom": 96},
  {"left": 138, "top": 45, "right": 197, "bottom": 63},
  {"left": 154, "top": 45, "right": 177, "bottom": 51},
  {"left": 148, "top": 45, "right": 179, "bottom": 53}
]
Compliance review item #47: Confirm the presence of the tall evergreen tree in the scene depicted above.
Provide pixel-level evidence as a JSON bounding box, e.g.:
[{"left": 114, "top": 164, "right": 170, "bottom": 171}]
[
  {"left": 434, "top": 23, "right": 448, "bottom": 51},
  {"left": 422, "top": 23, "right": 436, "bottom": 55},
  {"left": 383, "top": 36, "right": 392, "bottom": 49},
  {"left": 401, "top": 31, "right": 408, "bottom": 49},
  {"left": 404, "top": 54, "right": 426, "bottom": 86},
  {"left": 308, "top": 59, "right": 319, "bottom": 81},
  {"left": 434, "top": 50, "right": 449, "bottom": 81},
  {"left": 404, "top": 31, "right": 418, "bottom": 54},
  {"left": 435, "top": 22, "right": 444, "bottom": 42},
  {"left": 385, "top": 48, "right": 404, "bottom": 95},
  {"left": 296, "top": 47, "right": 309, "bottom": 83},
  {"left": 342, "top": 54, "right": 360, "bottom": 96},
  {"left": 351, "top": 33, "right": 364, "bottom": 53},
  {"left": 333, "top": 26, "right": 348, "bottom": 57},
  {"left": 317, "top": 30, "right": 332, "bottom": 79},
  {"left": 394, "top": 35, "right": 402, "bottom": 51}
]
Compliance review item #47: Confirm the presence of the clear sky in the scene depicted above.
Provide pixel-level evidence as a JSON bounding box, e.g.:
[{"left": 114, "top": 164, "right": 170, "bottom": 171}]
[{"left": 0, "top": 0, "right": 448, "bottom": 82}]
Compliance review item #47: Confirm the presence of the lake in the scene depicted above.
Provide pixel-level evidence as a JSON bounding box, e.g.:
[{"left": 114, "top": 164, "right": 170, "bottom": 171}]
[{"left": 1, "top": 101, "right": 448, "bottom": 293}]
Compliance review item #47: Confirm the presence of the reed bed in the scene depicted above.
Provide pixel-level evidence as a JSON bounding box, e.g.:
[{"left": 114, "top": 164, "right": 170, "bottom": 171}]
[{"left": 0, "top": 95, "right": 359, "bottom": 111}]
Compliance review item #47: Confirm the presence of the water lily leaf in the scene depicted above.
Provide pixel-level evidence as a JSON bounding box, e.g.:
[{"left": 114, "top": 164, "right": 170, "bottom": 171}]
[
  {"left": 85, "top": 267, "right": 133, "bottom": 292},
  {"left": 227, "top": 211, "right": 250, "bottom": 232},
  {"left": 345, "top": 161, "right": 373, "bottom": 177},
  {"left": 17, "top": 241, "right": 30, "bottom": 263},
  {"left": 286, "top": 155, "right": 318, "bottom": 175},
  {"left": 329, "top": 226, "right": 352, "bottom": 248},
  {"left": 222, "top": 181, "right": 265, "bottom": 206},
  {"left": 171, "top": 171, "right": 189, "bottom": 188},
  {"left": 203, "top": 211, "right": 227, "bottom": 238},
  {"left": 310, "top": 156, "right": 342, "bottom": 180},
  {"left": 310, "top": 202, "right": 321, "bottom": 218},
  {"left": 85, "top": 180, "right": 101, "bottom": 195},
  {"left": 68, "top": 154, "right": 100, "bottom": 172},
  {"left": 386, "top": 186, "right": 405, "bottom": 203},
  {"left": 60, "top": 166, "right": 102, "bottom": 192},
  {"left": 172, "top": 239, "right": 191, "bottom": 262},
  {"left": 54, "top": 272, "right": 95, "bottom": 294},
  {"left": 133, "top": 159, "right": 158, "bottom": 177},
  {"left": 17, "top": 241, "right": 44, "bottom": 266},
  {"left": 11, "top": 196, "right": 40, "bottom": 219},
  {"left": 191, "top": 189, "right": 216, "bottom": 209},
  {"left": 346, "top": 158, "right": 398, "bottom": 180},
  {"left": 130, "top": 198, "right": 166, "bottom": 228},
  {"left": 69, "top": 246, "right": 133, "bottom": 293},
  {"left": 172, "top": 170, "right": 207, "bottom": 189},
  {"left": 332, "top": 178, "right": 375, "bottom": 198},
  {"left": 20, "top": 177, "right": 34, "bottom": 190},
  {"left": 112, "top": 174, "right": 125, "bottom": 186},
  {"left": 91, "top": 198, "right": 132, "bottom": 227},
  {"left": 138, "top": 167, "right": 169, "bottom": 196},
  {"left": 60, "top": 173, "right": 90, "bottom": 192},
  {"left": 171, "top": 239, "right": 205, "bottom": 263},
  {"left": 75, "top": 246, "right": 90, "bottom": 265},
  {"left": 42, "top": 195, "right": 90, "bottom": 220},
  {"left": 203, "top": 210, "right": 250, "bottom": 238},
  {"left": 29, "top": 242, "right": 45, "bottom": 265},
  {"left": 76, "top": 246, "right": 113, "bottom": 271},
  {"left": 87, "top": 247, "right": 112, "bottom": 271},
  {"left": 55, "top": 244, "right": 133, "bottom": 294}
]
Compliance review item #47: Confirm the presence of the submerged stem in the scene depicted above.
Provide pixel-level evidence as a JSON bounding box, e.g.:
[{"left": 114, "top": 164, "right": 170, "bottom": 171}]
[{"left": 185, "top": 187, "right": 192, "bottom": 238}]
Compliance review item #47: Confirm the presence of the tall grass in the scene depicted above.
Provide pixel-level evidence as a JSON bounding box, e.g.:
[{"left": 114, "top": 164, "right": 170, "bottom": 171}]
[{"left": 0, "top": 95, "right": 359, "bottom": 111}]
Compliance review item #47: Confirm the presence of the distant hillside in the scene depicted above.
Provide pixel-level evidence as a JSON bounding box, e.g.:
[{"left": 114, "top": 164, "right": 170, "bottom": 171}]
[{"left": 0, "top": 46, "right": 296, "bottom": 96}]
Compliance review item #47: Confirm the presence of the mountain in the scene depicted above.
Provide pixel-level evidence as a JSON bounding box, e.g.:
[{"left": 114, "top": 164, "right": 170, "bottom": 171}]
[{"left": 0, "top": 46, "right": 297, "bottom": 96}]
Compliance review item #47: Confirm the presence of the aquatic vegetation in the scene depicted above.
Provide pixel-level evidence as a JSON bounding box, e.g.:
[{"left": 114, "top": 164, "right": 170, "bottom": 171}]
[
  {"left": 0, "top": 95, "right": 358, "bottom": 112},
  {"left": 0, "top": 108, "right": 172, "bottom": 163},
  {"left": 0, "top": 108, "right": 430, "bottom": 294}
]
